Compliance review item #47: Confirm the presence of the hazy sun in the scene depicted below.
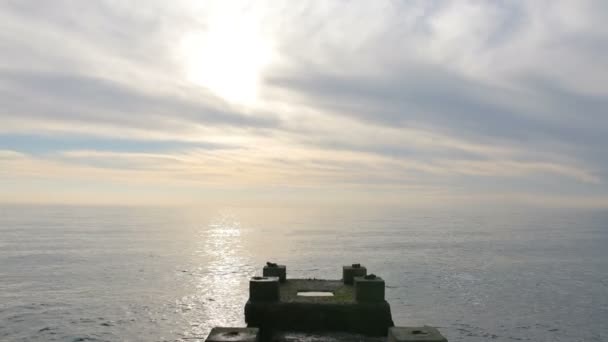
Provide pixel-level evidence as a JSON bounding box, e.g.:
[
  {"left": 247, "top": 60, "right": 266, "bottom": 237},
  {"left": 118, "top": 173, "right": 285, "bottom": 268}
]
[{"left": 180, "top": 18, "right": 274, "bottom": 106}]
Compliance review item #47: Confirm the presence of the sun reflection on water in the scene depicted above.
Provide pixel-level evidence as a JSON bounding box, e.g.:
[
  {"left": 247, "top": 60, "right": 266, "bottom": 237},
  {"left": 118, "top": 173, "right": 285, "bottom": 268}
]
[{"left": 178, "top": 211, "right": 255, "bottom": 340}]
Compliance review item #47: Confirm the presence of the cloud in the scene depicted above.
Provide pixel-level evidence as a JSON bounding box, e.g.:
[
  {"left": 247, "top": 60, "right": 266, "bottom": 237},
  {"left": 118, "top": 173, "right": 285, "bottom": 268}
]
[
  {"left": 0, "top": 69, "right": 278, "bottom": 131},
  {"left": 262, "top": 0, "right": 608, "bottom": 187},
  {"left": 0, "top": 0, "right": 607, "bottom": 207},
  {"left": 268, "top": 62, "right": 607, "bottom": 168}
]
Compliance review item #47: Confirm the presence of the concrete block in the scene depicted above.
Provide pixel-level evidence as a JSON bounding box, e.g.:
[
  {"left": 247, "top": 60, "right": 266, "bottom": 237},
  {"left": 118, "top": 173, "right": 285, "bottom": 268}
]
[
  {"left": 244, "top": 279, "right": 394, "bottom": 335},
  {"left": 343, "top": 264, "right": 367, "bottom": 285},
  {"left": 249, "top": 276, "right": 280, "bottom": 301},
  {"left": 354, "top": 275, "right": 384, "bottom": 302},
  {"left": 388, "top": 327, "right": 447, "bottom": 342},
  {"left": 263, "top": 263, "right": 286, "bottom": 283},
  {"left": 205, "top": 327, "right": 259, "bottom": 342}
]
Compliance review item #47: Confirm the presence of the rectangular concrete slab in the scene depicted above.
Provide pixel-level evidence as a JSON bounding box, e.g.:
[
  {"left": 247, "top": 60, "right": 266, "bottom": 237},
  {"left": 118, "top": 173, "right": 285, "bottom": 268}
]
[
  {"left": 271, "top": 330, "right": 386, "bottom": 342},
  {"left": 279, "top": 279, "right": 354, "bottom": 304},
  {"left": 388, "top": 327, "right": 447, "bottom": 342},
  {"left": 206, "top": 327, "right": 259, "bottom": 342}
]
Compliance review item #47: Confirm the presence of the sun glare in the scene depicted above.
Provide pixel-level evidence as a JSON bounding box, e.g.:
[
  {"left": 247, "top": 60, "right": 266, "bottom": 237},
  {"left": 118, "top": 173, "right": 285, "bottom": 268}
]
[{"left": 180, "top": 19, "right": 274, "bottom": 106}]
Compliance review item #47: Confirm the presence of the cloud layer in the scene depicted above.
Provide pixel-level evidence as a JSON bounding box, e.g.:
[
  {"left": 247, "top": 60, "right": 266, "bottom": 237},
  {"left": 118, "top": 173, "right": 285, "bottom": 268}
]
[{"left": 1, "top": 0, "right": 607, "bottom": 207}]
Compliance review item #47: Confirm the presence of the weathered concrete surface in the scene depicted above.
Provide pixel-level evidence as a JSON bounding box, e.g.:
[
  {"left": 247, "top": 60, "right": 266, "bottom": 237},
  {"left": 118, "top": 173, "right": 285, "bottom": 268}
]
[
  {"left": 388, "top": 327, "right": 447, "bottom": 342},
  {"left": 245, "top": 279, "right": 393, "bottom": 336},
  {"left": 206, "top": 327, "right": 260, "bottom": 342},
  {"left": 276, "top": 279, "right": 354, "bottom": 303}
]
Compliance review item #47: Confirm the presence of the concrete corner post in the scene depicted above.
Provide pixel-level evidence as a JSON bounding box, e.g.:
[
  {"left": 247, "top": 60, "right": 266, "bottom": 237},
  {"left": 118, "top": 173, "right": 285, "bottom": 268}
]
[
  {"left": 263, "top": 263, "right": 286, "bottom": 283},
  {"left": 249, "top": 276, "right": 280, "bottom": 302},
  {"left": 354, "top": 274, "right": 385, "bottom": 302},
  {"left": 343, "top": 263, "right": 367, "bottom": 285}
]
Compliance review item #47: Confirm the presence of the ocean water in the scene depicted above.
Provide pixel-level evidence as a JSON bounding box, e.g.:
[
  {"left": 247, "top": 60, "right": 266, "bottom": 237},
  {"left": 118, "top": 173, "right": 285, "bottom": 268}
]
[{"left": 0, "top": 205, "right": 606, "bottom": 342}]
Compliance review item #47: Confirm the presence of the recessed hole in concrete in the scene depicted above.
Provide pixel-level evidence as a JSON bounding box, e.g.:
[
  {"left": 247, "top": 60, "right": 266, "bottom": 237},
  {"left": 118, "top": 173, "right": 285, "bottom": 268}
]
[{"left": 297, "top": 291, "right": 334, "bottom": 297}]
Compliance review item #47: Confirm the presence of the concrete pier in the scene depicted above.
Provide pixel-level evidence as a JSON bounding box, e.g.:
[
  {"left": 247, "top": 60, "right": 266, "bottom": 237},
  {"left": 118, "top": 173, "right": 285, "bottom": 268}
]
[
  {"left": 245, "top": 263, "right": 392, "bottom": 335},
  {"left": 206, "top": 263, "right": 448, "bottom": 342},
  {"left": 245, "top": 278, "right": 393, "bottom": 335}
]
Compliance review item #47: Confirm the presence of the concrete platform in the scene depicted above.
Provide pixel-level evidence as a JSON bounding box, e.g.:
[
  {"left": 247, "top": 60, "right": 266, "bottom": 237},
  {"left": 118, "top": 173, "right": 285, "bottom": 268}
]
[
  {"left": 245, "top": 279, "right": 393, "bottom": 335},
  {"left": 209, "top": 263, "right": 449, "bottom": 341}
]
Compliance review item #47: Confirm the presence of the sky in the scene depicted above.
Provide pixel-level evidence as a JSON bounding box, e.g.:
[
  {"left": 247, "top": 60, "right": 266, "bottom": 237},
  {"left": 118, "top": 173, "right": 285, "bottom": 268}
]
[{"left": 1, "top": 0, "right": 607, "bottom": 208}]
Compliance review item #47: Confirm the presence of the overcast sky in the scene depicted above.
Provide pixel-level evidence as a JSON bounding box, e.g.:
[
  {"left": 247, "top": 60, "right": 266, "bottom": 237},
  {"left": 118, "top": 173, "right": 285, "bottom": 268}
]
[{"left": 1, "top": 0, "right": 607, "bottom": 207}]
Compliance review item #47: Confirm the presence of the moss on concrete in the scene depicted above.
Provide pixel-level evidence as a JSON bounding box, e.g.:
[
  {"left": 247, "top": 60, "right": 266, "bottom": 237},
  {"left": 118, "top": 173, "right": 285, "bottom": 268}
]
[{"left": 278, "top": 279, "right": 355, "bottom": 304}]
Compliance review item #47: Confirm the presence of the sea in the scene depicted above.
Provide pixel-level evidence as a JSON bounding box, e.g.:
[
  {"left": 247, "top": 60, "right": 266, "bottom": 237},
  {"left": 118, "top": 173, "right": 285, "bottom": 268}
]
[{"left": 0, "top": 205, "right": 606, "bottom": 342}]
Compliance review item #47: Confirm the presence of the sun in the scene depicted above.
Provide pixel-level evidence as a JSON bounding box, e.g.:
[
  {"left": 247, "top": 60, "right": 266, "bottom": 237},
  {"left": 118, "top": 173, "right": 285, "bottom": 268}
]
[{"left": 180, "top": 19, "right": 274, "bottom": 106}]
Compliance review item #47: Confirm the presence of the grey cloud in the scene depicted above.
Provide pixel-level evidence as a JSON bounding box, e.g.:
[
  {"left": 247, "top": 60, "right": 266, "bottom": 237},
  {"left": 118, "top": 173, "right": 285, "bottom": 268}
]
[
  {"left": 268, "top": 64, "right": 607, "bottom": 175},
  {"left": 265, "top": 0, "right": 608, "bottom": 174},
  {"left": 1, "top": 69, "right": 279, "bottom": 130},
  {"left": 298, "top": 136, "right": 493, "bottom": 164},
  {"left": 1, "top": 0, "right": 184, "bottom": 67},
  {"left": 269, "top": 65, "right": 540, "bottom": 139}
]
